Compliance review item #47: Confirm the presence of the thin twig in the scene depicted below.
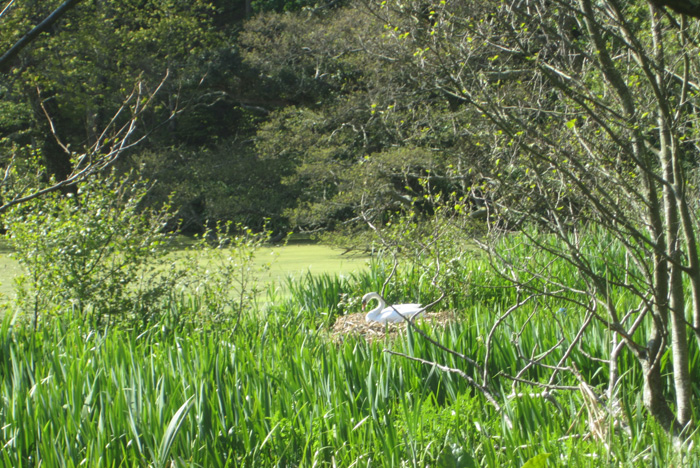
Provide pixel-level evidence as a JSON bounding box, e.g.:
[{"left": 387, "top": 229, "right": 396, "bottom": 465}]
[
  {"left": 483, "top": 292, "right": 539, "bottom": 386},
  {"left": 384, "top": 349, "right": 513, "bottom": 429}
]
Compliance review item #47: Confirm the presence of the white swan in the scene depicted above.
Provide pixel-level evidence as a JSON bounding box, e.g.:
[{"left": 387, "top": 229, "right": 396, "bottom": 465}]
[{"left": 362, "top": 292, "right": 424, "bottom": 324}]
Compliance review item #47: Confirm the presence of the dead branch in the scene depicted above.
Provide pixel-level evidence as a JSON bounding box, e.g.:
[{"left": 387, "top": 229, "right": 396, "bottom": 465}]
[{"left": 0, "top": 73, "right": 169, "bottom": 214}]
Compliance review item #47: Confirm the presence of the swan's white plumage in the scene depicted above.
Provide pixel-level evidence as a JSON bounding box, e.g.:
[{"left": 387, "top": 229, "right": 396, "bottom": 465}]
[{"left": 362, "top": 292, "right": 424, "bottom": 324}]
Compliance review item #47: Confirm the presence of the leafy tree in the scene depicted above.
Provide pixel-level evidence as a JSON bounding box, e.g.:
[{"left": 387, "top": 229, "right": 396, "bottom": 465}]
[
  {"left": 369, "top": 0, "right": 700, "bottom": 433},
  {"left": 0, "top": 0, "right": 263, "bottom": 232},
  {"left": 241, "top": 4, "right": 485, "bottom": 231},
  {"left": 140, "top": 140, "right": 294, "bottom": 233},
  {"left": 0, "top": 0, "right": 82, "bottom": 73},
  {"left": 0, "top": 0, "right": 228, "bottom": 181}
]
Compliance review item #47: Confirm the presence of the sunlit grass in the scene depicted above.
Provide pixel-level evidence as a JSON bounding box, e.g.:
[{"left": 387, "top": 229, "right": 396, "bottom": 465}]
[
  {"left": 2, "top": 301, "right": 694, "bottom": 467},
  {"left": 0, "top": 243, "right": 21, "bottom": 299}
]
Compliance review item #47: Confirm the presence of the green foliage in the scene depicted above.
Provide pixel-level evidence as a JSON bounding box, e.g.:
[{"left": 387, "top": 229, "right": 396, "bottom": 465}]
[
  {"left": 251, "top": 0, "right": 332, "bottom": 13},
  {"left": 2, "top": 0, "right": 700, "bottom": 464},
  {"left": 0, "top": 220, "right": 699, "bottom": 465},
  {"left": 156, "top": 396, "right": 194, "bottom": 468},
  {"left": 139, "top": 142, "right": 296, "bottom": 234},
  {"left": 171, "top": 222, "right": 273, "bottom": 329},
  {"left": 4, "top": 0, "right": 696, "bottom": 238},
  {"left": 0, "top": 0, "right": 225, "bottom": 145},
  {"left": 521, "top": 453, "right": 551, "bottom": 468},
  {"left": 6, "top": 172, "right": 178, "bottom": 326},
  {"left": 239, "top": 3, "right": 482, "bottom": 231},
  {"left": 0, "top": 0, "right": 500, "bottom": 233},
  {"left": 0, "top": 0, "right": 236, "bottom": 227},
  {"left": 0, "top": 99, "right": 33, "bottom": 146}
]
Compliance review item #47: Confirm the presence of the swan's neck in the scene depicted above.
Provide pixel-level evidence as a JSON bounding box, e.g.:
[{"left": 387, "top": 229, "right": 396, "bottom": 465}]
[{"left": 365, "top": 296, "right": 385, "bottom": 321}]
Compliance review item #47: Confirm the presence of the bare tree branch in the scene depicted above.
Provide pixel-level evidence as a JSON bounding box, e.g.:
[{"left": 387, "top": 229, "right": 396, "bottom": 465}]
[
  {"left": 384, "top": 349, "right": 513, "bottom": 429},
  {"left": 0, "top": 0, "right": 82, "bottom": 73}
]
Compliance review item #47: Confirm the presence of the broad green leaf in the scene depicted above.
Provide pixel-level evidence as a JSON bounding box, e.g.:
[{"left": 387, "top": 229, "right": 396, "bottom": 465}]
[
  {"left": 521, "top": 453, "right": 551, "bottom": 468},
  {"left": 156, "top": 396, "right": 194, "bottom": 468}
]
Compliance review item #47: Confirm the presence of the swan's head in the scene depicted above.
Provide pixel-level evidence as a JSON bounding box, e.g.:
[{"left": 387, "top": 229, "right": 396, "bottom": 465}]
[
  {"left": 361, "top": 292, "right": 379, "bottom": 311},
  {"left": 362, "top": 293, "right": 385, "bottom": 322}
]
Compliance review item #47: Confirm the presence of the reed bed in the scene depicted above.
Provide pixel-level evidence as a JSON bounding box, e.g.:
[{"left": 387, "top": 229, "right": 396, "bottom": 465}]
[{"left": 2, "top": 309, "right": 695, "bottom": 466}]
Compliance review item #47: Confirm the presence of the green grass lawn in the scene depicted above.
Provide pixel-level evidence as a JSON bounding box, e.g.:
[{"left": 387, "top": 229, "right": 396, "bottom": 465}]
[
  {"left": 0, "top": 247, "right": 21, "bottom": 300},
  {"left": 262, "top": 243, "right": 369, "bottom": 282}
]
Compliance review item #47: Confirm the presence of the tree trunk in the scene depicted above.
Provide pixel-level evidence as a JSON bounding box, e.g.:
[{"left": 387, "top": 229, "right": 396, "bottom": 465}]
[
  {"left": 642, "top": 342, "right": 681, "bottom": 433},
  {"left": 650, "top": 4, "right": 693, "bottom": 429}
]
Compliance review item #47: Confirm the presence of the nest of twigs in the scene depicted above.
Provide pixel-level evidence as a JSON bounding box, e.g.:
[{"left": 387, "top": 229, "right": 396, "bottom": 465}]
[{"left": 329, "top": 311, "right": 455, "bottom": 343}]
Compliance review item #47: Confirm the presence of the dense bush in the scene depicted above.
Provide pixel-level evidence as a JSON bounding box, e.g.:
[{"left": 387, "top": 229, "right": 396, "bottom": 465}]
[{"left": 6, "top": 172, "right": 178, "bottom": 326}]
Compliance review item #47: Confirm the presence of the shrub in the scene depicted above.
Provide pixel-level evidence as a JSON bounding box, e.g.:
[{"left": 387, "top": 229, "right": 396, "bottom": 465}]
[{"left": 6, "top": 172, "right": 177, "bottom": 327}]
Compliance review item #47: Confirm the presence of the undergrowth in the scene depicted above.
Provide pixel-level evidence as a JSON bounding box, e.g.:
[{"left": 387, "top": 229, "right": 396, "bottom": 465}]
[{"left": 3, "top": 309, "right": 696, "bottom": 467}]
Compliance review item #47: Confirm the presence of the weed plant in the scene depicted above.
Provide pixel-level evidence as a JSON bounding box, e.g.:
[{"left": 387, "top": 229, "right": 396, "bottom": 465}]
[
  {"left": 5, "top": 173, "right": 272, "bottom": 331},
  {"left": 6, "top": 172, "right": 179, "bottom": 328}
]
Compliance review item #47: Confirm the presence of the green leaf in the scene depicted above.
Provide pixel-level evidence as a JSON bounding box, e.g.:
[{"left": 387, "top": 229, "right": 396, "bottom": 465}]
[
  {"left": 156, "top": 396, "right": 194, "bottom": 468},
  {"left": 521, "top": 453, "right": 551, "bottom": 468},
  {"left": 438, "top": 444, "right": 477, "bottom": 468}
]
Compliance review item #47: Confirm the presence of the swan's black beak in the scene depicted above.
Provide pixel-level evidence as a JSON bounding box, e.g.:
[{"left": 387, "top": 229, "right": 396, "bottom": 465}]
[{"left": 361, "top": 301, "right": 367, "bottom": 311}]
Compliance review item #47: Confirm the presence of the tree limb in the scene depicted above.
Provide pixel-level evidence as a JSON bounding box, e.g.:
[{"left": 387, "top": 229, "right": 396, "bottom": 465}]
[{"left": 0, "top": 0, "right": 82, "bottom": 73}]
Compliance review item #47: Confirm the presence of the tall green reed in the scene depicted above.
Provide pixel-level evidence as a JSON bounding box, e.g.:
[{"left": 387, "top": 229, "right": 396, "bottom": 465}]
[{"left": 4, "top": 303, "right": 695, "bottom": 467}]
